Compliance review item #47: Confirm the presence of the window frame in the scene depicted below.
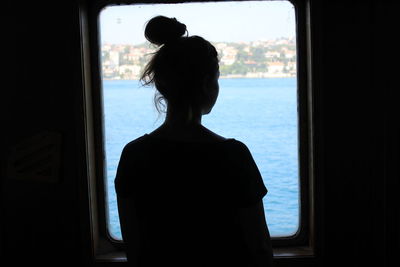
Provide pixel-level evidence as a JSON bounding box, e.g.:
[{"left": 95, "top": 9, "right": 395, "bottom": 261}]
[{"left": 81, "top": 0, "right": 316, "bottom": 261}]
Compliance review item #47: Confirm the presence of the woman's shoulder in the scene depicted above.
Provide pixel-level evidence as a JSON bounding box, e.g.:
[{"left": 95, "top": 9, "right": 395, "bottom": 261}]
[
  {"left": 121, "top": 135, "right": 150, "bottom": 155},
  {"left": 145, "top": 124, "right": 248, "bottom": 145},
  {"left": 123, "top": 133, "right": 248, "bottom": 149},
  {"left": 120, "top": 130, "right": 251, "bottom": 162}
]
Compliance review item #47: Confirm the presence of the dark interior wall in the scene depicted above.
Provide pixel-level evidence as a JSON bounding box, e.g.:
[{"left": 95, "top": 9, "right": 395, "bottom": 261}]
[
  {"left": 310, "top": 1, "right": 400, "bottom": 266},
  {"left": 312, "top": 1, "right": 390, "bottom": 266},
  {"left": 0, "top": 0, "right": 87, "bottom": 263},
  {"left": 0, "top": 0, "right": 398, "bottom": 266}
]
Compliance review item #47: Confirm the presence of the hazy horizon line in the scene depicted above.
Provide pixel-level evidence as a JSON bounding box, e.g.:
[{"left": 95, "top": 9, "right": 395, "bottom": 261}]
[{"left": 101, "top": 36, "right": 296, "bottom": 46}]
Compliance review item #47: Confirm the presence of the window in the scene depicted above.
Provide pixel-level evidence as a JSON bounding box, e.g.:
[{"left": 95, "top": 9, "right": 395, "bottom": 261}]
[{"left": 85, "top": 0, "right": 314, "bottom": 259}]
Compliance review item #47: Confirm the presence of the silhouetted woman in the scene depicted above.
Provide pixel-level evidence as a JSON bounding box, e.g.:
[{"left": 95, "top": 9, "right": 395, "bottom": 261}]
[{"left": 115, "top": 16, "right": 273, "bottom": 267}]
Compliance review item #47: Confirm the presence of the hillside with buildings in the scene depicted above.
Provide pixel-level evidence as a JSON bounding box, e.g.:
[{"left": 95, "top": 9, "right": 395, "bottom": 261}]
[{"left": 101, "top": 37, "right": 296, "bottom": 80}]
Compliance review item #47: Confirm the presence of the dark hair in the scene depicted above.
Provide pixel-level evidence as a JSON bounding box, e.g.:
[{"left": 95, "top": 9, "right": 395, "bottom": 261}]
[{"left": 140, "top": 16, "right": 219, "bottom": 113}]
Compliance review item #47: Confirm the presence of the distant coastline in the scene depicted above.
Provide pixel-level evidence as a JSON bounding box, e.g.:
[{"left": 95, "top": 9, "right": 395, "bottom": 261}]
[
  {"left": 103, "top": 76, "right": 295, "bottom": 81},
  {"left": 102, "top": 37, "right": 296, "bottom": 80},
  {"left": 103, "top": 74, "right": 295, "bottom": 81}
]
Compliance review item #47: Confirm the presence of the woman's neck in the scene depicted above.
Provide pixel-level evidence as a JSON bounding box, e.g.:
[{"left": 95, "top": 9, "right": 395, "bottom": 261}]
[
  {"left": 164, "top": 105, "right": 202, "bottom": 127},
  {"left": 150, "top": 105, "right": 226, "bottom": 142}
]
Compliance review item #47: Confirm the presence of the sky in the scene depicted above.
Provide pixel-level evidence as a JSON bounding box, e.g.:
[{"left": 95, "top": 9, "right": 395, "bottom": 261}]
[{"left": 100, "top": 1, "right": 295, "bottom": 45}]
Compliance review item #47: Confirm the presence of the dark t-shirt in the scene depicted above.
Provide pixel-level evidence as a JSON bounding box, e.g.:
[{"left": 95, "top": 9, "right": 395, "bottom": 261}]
[{"left": 115, "top": 134, "right": 267, "bottom": 267}]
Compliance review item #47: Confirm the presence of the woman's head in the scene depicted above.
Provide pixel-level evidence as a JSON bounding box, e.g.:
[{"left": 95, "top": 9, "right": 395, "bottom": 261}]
[{"left": 140, "top": 16, "right": 219, "bottom": 115}]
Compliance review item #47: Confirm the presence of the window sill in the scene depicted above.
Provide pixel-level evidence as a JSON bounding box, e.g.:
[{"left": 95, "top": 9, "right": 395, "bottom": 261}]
[
  {"left": 95, "top": 246, "right": 315, "bottom": 263},
  {"left": 96, "top": 251, "right": 127, "bottom": 262},
  {"left": 273, "top": 246, "right": 314, "bottom": 258}
]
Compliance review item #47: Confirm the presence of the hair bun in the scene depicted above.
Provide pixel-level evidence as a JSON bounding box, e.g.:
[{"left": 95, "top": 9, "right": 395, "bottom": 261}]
[{"left": 144, "top": 16, "right": 187, "bottom": 46}]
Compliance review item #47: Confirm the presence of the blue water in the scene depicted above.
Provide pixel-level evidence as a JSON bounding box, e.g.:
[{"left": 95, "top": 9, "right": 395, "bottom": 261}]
[{"left": 103, "top": 78, "right": 299, "bottom": 239}]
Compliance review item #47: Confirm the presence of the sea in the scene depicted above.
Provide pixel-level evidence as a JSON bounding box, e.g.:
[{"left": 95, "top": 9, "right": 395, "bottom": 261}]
[{"left": 103, "top": 77, "right": 299, "bottom": 239}]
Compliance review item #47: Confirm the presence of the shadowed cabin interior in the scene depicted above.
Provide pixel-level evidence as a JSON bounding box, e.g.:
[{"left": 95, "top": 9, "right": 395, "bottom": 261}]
[{"left": 1, "top": 0, "right": 399, "bottom": 266}]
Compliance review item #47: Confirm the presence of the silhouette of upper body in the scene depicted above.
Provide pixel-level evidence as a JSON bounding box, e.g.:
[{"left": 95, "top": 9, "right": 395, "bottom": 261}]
[{"left": 115, "top": 16, "right": 273, "bottom": 267}]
